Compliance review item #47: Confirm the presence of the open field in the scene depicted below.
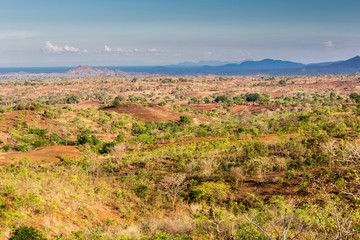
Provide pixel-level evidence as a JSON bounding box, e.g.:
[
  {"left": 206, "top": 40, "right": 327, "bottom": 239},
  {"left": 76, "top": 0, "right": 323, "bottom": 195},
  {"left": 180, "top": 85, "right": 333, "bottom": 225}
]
[{"left": 0, "top": 74, "right": 360, "bottom": 239}]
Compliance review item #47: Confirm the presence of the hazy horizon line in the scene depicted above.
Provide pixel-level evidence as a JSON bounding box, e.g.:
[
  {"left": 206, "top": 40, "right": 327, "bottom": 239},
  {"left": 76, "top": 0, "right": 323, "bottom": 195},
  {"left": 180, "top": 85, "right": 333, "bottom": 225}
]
[{"left": 0, "top": 55, "right": 357, "bottom": 69}]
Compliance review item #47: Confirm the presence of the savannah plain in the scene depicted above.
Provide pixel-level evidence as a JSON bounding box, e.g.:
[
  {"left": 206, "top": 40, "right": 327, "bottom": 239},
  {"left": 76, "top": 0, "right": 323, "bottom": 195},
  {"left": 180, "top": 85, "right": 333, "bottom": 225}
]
[{"left": 0, "top": 73, "right": 360, "bottom": 239}]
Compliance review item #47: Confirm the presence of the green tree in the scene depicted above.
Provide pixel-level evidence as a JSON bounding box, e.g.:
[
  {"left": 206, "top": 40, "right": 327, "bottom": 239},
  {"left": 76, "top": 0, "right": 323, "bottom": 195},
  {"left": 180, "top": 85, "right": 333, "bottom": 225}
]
[
  {"left": 214, "top": 95, "right": 230, "bottom": 103},
  {"left": 10, "top": 226, "right": 47, "bottom": 240},
  {"left": 112, "top": 100, "right": 121, "bottom": 107},
  {"left": 279, "top": 79, "right": 287, "bottom": 85},
  {"left": 64, "top": 94, "right": 80, "bottom": 104},
  {"left": 257, "top": 93, "right": 270, "bottom": 105},
  {"left": 179, "top": 115, "right": 193, "bottom": 125},
  {"left": 350, "top": 93, "right": 360, "bottom": 104},
  {"left": 245, "top": 93, "right": 260, "bottom": 103}
]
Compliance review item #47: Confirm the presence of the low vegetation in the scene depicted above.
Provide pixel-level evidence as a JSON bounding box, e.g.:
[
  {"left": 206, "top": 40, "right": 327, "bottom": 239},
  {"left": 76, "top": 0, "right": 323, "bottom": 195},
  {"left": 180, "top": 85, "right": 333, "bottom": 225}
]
[{"left": 0, "top": 74, "right": 359, "bottom": 239}]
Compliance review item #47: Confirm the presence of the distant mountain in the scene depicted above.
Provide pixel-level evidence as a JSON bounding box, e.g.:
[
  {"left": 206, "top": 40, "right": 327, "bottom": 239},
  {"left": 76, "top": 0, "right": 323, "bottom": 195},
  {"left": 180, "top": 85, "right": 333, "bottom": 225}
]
[
  {"left": 1, "top": 57, "right": 360, "bottom": 77},
  {"left": 118, "top": 59, "right": 307, "bottom": 75},
  {"left": 66, "top": 65, "right": 115, "bottom": 76},
  {"left": 220, "top": 59, "right": 305, "bottom": 71},
  {"left": 327, "top": 56, "right": 360, "bottom": 70},
  {"left": 66, "top": 65, "right": 127, "bottom": 77},
  {"left": 141, "top": 57, "right": 360, "bottom": 75},
  {"left": 0, "top": 65, "right": 129, "bottom": 78},
  {"left": 306, "top": 61, "right": 342, "bottom": 67},
  {"left": 298, "top": 56, "right": 360, "bottom": 75}
]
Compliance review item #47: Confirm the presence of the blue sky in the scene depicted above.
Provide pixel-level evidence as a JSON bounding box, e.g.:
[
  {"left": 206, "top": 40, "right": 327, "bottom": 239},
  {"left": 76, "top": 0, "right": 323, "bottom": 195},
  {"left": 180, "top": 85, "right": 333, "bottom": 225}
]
[{"left": 1, "top": 0, "right": 360, "bottom": 66}]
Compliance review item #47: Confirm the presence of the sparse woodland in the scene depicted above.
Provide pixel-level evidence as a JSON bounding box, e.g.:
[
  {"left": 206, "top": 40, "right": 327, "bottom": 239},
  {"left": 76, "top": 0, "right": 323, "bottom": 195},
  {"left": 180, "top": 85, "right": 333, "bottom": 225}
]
[{"left": 0, "top": 75, "right": 360, "bottom": 239}]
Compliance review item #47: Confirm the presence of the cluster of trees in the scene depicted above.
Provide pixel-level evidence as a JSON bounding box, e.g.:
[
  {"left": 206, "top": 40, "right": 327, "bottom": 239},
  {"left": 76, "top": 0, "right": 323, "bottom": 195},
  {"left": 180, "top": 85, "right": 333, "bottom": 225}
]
[
  {"left": 213, "top": 93, "right": 270, "bottom": 106},
  {"left": 350, "top": 92, "right": 360, "bottom": 103}
]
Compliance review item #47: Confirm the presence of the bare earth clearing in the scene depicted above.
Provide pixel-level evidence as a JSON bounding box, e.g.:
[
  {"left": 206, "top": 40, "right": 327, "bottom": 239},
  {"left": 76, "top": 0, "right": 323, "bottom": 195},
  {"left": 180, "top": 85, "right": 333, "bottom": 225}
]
[
  {"left": 103, "top": 103, "right": 182, "bottom": 122},
  {"left": 0, "top": 145, "right": 80, "bottom": 165}
]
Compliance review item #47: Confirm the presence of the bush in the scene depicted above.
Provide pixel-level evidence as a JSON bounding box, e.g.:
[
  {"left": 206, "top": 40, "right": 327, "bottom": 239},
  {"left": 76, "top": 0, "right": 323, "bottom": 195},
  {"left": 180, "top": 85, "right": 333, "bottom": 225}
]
[
  {"left": 350, "top": 92, "right": 360, "bottom": 104},
  {"left": 49, "top": 133, "right": 63, "bottom": 144},
  {"left": 1, "top": 144, "right": 11, "bottom": 152},
  {"left": 15, "top": 142, "right": 31, "bottom": 152},
  {"left": 190, "top": 182, "right": 230, "bottom": 201},
  {"left": 245, "top": 93, "right": 260, "bottom": 102},
  {"left": 179, "top": 115, "right": 193, "bottom": 125},
  {"left": 76, "top": 133, "right": 92, "bottom": 145},
  {"left": 33, "top": 139, "right": 49, "bottom": 148},
  {"left": 64, "top": 94, "right": 80, "bottom": 104},
  {"left": 275, "top": 177, "right": 284, "bottom": 184},
  {"left": 214, "top": 95, "right": 231, "bottom": 104},
  {"left": 285, "top": 170, "right": 296, "bottom": 179},
  {"left": 132, "top": 121, "right": 147, "bottom": 135},
  {"left": 279, "top": 79, "right": 287, "bottom": 85},
  {"left": 99, "top": 141, "right": 117, "bottom": 154},
  {"left": 132, "top": 183, "right": 149, "bottom": 199},
  {"left": 116, "top": 134, "right": 125, "bottom": 143},
  {"left": 29, "top": 128, "right": 48, "bottom": 138},
  {"left": 10, "top": 226, "right": 47, "bottom": 240},
  {"left": 112, "top": 100, "right": 121, "bottom": 107}
]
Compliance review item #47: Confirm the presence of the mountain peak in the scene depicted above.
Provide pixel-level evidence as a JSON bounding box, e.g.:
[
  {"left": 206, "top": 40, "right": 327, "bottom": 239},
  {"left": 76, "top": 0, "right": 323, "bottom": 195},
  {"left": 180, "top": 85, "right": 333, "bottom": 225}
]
[
  {"left": 330, "top": 56, "right": 360, "bottom": 67},
  {"left": 347, "top": 56, "right": 360, "bottom": 61},
  {"left": 66, "top": 65, "right": 116, "bottom": 76}
]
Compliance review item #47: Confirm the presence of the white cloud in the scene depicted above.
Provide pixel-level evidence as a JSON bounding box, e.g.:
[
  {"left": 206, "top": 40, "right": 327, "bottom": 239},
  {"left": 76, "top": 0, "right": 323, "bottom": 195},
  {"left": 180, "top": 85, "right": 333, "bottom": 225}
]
[
  {"left": 147, "top": 48, "right": 159, "bottom": 52},
  {"left": 44, "top": 41, "right": 83, "bottom": 53},
  {"left": 44, "top": 41, "right": 63, "bottom": 53},
  {"left": 324, "top": 40, "right": 333, "bottom": 48},
  {"left": 0, "top": 30, "right": 40, "bottom": 40},
  {"left": 63, "top": 45, "right": 80, "bottom": 52},
  {"left": 104, "top": 45, "right": 112, "bottom": 52}
]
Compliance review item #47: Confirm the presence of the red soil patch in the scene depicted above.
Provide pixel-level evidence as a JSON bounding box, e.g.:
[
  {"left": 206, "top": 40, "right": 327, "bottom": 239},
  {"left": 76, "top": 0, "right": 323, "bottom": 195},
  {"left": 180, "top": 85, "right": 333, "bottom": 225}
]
[
  {"left": 0, "top": 110, "right": 50, "bottom": 142},
  {"left": 0, "top": 145, "right": 81, "bottom": 165},
  {"left": 182, "top": 104, "right": 218, "bottom": 112},
  {"left": 293, "top": 80, "right": 360, "bottom": 90},
  {"left": 0, "top": 110, "right": 39, "bottom": 128},
  {"left": 236, "top": 170, "right": 305, "bottom": 202},
  {"left": 71, "top": 100, "right": 103, "bottom": 109},
  {"left": 102, "top": 103, "right": 181, "bottom": 122}
]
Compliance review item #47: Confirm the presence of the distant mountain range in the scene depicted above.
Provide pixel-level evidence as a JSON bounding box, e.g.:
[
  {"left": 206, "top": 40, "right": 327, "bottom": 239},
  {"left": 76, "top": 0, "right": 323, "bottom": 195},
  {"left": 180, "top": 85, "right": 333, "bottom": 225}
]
[
  {"left": 121, "top": 56, "right": 360, "bottom": 76},
  {"left": 221, "top": 59, "right": 306, "bottom": 70},
  {"left": 1, "top": 56, "right": 360, "bottom": 77},
  {"left": 298, "top": 56, "right": 360, "bottom": 75}
]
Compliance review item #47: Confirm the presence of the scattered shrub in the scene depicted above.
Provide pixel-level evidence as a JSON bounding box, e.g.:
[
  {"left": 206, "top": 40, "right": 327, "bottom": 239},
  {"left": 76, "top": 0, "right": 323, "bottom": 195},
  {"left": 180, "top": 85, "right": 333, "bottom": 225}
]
[
  {"left": 285, "top": 170, "right": 296, "bottom": 179},
  {"left": 9, "top": 226, "right": 47, "bottom": 240}
]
